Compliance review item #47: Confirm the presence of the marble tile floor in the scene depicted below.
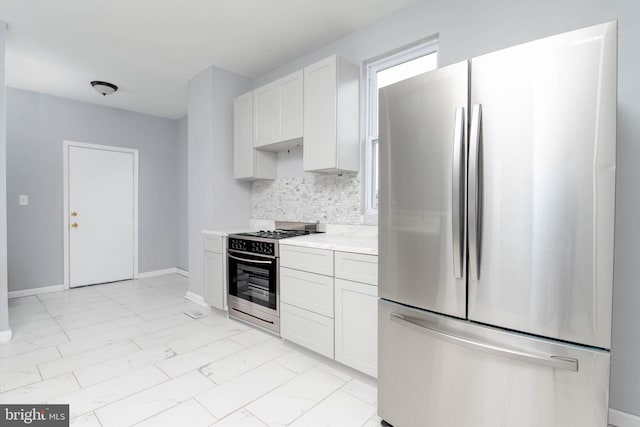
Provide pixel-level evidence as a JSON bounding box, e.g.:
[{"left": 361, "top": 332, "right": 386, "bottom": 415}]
[{"left": 1, "top": 274, "right": 381, "bottom": 427}]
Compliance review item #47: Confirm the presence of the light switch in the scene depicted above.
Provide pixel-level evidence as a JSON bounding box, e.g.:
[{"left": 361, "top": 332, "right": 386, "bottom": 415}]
[{"left": 19, "top": 195, "right": 29, "bottom": 206}]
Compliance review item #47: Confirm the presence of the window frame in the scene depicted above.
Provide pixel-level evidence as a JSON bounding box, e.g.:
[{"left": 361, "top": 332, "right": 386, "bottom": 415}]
[{"left": 363, "top": 38, "right": 439, "bottom": 220}]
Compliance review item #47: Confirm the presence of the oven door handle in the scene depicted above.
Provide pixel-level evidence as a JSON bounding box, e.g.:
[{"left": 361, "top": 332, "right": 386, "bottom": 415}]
[{"left": 228, "top": 253, "right": 274, "bottom": 265}]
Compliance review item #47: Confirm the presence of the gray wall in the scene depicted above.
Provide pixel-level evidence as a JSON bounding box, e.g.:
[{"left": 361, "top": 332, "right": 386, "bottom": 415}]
[
  {"left": 0, "top": 21, "right": 9, "bottom": 334},
  {"left": 252, "top": 0, "right": 640, "bottom": 418},
  {"left": 177, "top": 115, "right": 188, "bottom": 271},
  {"left": 6, "top": 88, "right": 184, "bottom": 291},
  {"left": 187, "top": 65, "right": 251, "bottom": 298}
]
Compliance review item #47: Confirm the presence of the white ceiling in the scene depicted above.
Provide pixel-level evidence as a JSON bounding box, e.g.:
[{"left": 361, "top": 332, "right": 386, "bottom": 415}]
[{"left": 0, "top": 0, "right": 421, "bottom": 119}]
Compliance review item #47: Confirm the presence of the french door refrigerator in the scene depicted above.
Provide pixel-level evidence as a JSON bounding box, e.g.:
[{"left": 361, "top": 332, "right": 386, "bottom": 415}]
[{"left": 378, "top": 21, "right": 616, "bottom": 427}]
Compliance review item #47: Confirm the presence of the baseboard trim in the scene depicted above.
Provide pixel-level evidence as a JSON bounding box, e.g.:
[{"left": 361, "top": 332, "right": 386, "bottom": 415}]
[
  {"left": 184, "top": 291, "right": 208, "bottom": 308},
  {"left": 0, "top": 329, "right": 12, "bottom": 343},
  {"left": 610, "top": 409, "right": 640, "bottom": 427},
  {"left": 138, "top": 268, "right": 189, "bottom": 279},
  {"left": 138, "top": 268, "right": 178, "bottom": 278},
  {"left": 8, "top": 285, "right": 64, "bottom": 299}
]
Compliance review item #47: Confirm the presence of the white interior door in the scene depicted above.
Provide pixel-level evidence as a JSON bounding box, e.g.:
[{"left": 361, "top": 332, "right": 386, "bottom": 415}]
[{"left": 68, "top": 145, "right": 135, "bottom": 287}]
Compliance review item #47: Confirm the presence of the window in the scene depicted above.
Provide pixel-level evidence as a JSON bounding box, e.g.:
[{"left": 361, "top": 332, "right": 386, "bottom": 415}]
[{"left": 364, "top": 40, "right": 438, "bottom": 217}]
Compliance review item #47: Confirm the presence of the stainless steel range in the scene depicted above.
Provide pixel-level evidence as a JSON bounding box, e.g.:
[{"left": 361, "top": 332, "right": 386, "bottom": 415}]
[{"left": 227, "top": 222, "right": 319, "bottom": 334}]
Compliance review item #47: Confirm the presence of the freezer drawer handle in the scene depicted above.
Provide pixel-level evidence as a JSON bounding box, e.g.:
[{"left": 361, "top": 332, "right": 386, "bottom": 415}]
[{"left": 390, "top": 313, "right": 579, "bottom": 372}]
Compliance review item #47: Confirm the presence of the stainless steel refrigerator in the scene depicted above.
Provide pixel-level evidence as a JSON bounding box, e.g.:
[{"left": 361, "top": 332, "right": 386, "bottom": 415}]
[{"left": 378, "top": 21, "right": 617, "bottom": 427}]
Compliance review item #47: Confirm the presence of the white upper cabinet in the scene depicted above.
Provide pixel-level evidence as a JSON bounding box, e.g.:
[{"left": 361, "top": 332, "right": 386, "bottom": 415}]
[
  {"left": 254, "top": 70, "right": 304, "bottom": 151},
  {"left": 233, "top": 91, "right": 276, "bottom": 180},
  {"left": 303, "top": 55, "right": 359, "bottom": 173}
]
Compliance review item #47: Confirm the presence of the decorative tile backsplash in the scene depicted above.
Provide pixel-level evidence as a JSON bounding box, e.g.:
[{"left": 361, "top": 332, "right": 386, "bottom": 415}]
[{"left": 252, "top": 173, "right": 362, "bottom": 224}]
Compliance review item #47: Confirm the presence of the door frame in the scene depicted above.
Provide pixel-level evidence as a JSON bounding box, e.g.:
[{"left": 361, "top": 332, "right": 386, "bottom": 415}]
[{"left": 63, "top": 140, "right": 139, "bottom": 290}]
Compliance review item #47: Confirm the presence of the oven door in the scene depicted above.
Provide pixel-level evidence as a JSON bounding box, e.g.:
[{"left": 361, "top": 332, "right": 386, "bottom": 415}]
[{"left": 227, "top": 249, "right": 279, "bottom": 332}]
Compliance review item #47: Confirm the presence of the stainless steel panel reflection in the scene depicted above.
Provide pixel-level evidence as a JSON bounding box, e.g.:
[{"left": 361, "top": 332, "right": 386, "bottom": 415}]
[
  {"left": 468, "top": 22, "right": 617, "bottom": 348},
  {"left": 379, "top": 61, "right": 469, "bottom": 318},
  {"left": 378, "top": 299, "right": 611, "bottom": 427},
  {"left": 228, "top": 295, "right": 280, "bottom": 334}
]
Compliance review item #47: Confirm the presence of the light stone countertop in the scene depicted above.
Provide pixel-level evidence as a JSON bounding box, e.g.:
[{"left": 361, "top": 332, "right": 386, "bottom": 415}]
[
  {"left": 202, "top": 222, "right": 378, "bottom": 255},
  {"left": 278, "top": 233, "right": 378, "bottom": 255},
  {"left": 202, "top": 228, "right": 251, "bottom": 237},
  {"left": 202, "top": 220, "right": 276, "bottom": 237}
]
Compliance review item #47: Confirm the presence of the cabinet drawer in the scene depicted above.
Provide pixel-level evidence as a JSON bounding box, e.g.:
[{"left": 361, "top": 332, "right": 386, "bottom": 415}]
[
  {"left": 281, "top": 267, "right": 334, "bottom": 317},
  {"left": 281, "top": 303, "right": 334, "bottom": 359},
  {"left": 334, "top": 252, "right": 378, "bottom": 285},
  {"left": 280, "top": 245, "right": 333, "bottom": 276},
  {"left": 204, "top": 234, "right": 223, "bottom": 253}
]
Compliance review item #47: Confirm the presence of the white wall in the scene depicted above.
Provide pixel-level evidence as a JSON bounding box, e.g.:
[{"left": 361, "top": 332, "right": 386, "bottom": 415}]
[
  {"left": 0, "top": 21, "right": 9, "bottom": 337},
  {"left": 177, "top": 115, "right": 188, "bottom": 271},
  {"left": 251, "top": 0, "right": 640, "bottom": 419},
  {"left": 186, "top": 65, "right": 252, "bottom": 298},
  {"left": 5, "top": 88, "right": 185, "bottom": 291}
]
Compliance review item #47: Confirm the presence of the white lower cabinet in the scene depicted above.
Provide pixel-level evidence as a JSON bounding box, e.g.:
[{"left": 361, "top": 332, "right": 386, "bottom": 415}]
[
  {"left": 334, "top": 278, "right": 378, "bottom": 377},
  {"left": 279, "top": 244, "right": 378, "bottom": 377},
  {"left": 281, "top": 303, "right": 334, "bottom": 358},
  {"left": 203, "top": 233, "right": 227, "bottom": 311}
]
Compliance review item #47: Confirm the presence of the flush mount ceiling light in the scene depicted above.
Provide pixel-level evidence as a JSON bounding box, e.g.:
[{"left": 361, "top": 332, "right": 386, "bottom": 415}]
[{"left": 90, "top": 80, "right": 118, "bottom": 96}]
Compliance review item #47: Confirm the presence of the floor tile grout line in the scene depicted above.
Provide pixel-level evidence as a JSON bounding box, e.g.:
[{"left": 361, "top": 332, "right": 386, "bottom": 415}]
[
  {"left": 127, "top": 397, "right": 217, "bottom": 427},
  {"left": 225, "top": 360, "right": 333, "bottom": 424},
  {"left": 192, "top": 397, "right": 220, "bottom": 424},
  {"left": 194, "top": 351, "right": 315, "bottom": 423},
  {"left": 89, "top": 368, "right": 218, "bottom": 425},
  {"left": 272, "top": 370, "right": 356, "bottom": 427},
  {"left": 50, "top": 339, "right": 147, "bottom": 381},
  {"left": 0, "top": 374, "right": 45, "bottom": 395},
  {"left": 157, "top": 318, "right": 265, "bottom": 356},
  {"left": 68, "top": 366, "right": 173, "bottom": 422},
  {"left": 338, "top": 376, "right": 378, "bottom": 406},
  {"left": 36, "top": 293, "right": 74, "bottom": 350},
  {"left": 197, "top": 345, "right": 296, "bottom": 385},
  {"left": 242, "top": 406, "right": 271, "bottom": 426},
  {"left": 70, "top": 370, "right": 83, "bottom": 391}
]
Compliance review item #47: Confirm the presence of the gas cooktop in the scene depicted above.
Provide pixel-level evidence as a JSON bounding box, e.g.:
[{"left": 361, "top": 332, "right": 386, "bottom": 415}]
[
  {"left": 230, "top": 221, "right": 321, "bottom": 242},
  {"left": 235, "top": 229, "right": 312, "bottom": 240}
]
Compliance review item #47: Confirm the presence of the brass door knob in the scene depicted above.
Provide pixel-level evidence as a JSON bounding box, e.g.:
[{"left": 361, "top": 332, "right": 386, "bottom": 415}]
[
  {"left": 71, "top": 222, "right": 78, "bottom": 228},
  {"left": 71, "top": 211, "right": 78, "bottom": 217}
]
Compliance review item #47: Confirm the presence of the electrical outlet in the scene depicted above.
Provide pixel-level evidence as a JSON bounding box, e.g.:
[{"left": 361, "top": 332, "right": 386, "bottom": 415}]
[{"left": 19, "top": 195, "right": 29, "bottom": 206}]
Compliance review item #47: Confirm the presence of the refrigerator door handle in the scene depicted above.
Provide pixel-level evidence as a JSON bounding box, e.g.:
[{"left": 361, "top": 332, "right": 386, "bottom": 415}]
[
  {"left": 468, "top": 104, "right": 482, "bottom": 280},
  {"left": 452, "top": 107, "right": 466, "bottom": 279},
  {"left": 390, "top": 312, "right": 579, "bottom": 372}
]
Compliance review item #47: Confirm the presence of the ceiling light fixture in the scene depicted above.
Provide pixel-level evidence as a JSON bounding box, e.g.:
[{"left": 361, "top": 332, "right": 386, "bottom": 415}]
[{"left": 90, "top": 80, "right": 118, "bottom": 96}]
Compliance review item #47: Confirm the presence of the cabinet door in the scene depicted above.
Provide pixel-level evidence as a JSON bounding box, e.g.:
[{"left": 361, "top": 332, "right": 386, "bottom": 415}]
[
  {"left": 279, "top": 70, "right": 303, "bottom": 141},
  {"left": 233, "top": 92, "right": 254, "bottom": 179},
  {"left": 304, "top": 56, "right": 338, "bottom": 171},
  {"left": 254, "top": 82, "right": 280, "bottom": 147},
  {"left": 233, "top": 92, "right": 276, "bottom": 180},
  {"left": 335, "top": 278, "right": 378, "bottom": 377},
  {"left": 204, "top": 251, "right": 225, "bottom": 310}
]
